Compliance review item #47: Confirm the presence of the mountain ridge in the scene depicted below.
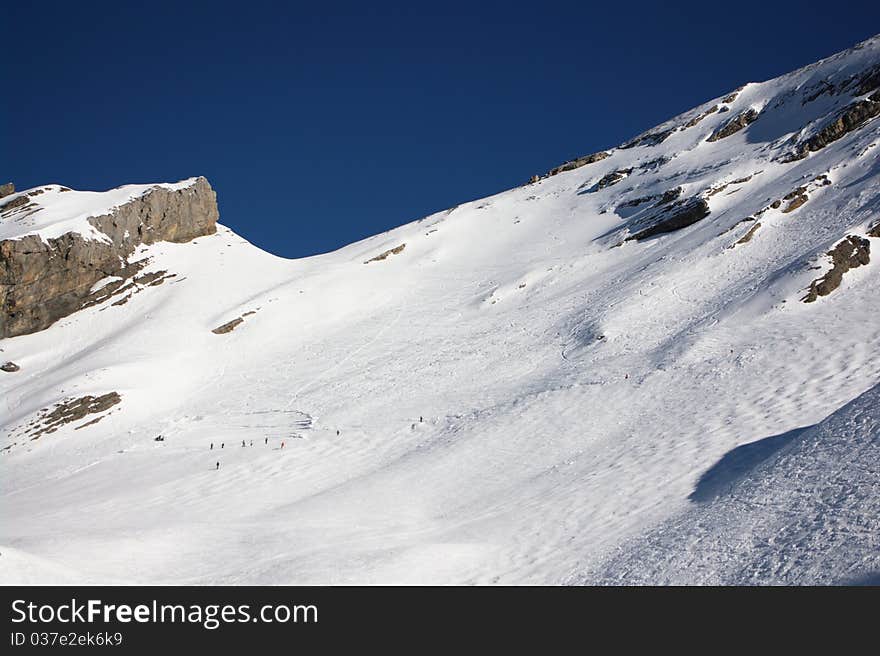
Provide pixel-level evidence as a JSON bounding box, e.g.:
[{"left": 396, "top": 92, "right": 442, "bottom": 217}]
[{"left": 1, "top": 34, "right": 879, "bottom": 584}]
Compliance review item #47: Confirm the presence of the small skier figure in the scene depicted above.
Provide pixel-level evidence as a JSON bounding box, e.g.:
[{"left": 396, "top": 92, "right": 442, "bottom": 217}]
[
  {"left": 210, "top": 443, "right": 213, "bottom": 450},
  {"left": 216, "top": 461, "right": 220, "bottom": 470},
  {"left": 221, "top": 443, "right": 224, "bottom": 449},
  {"left": 265, "top": 437, "right": 268, "bottom": 445},
  {"left": 336, "top": 429, "right": 340, "bottom": 436},
  {"left": 281, "top": 441, "right": 285, "bottom": 449},
  {"left": 250, "top": 440, "right": 253, "bottom": 447},
  {"left": 242, "top": 440, "right": 246, "bottom": 447}
]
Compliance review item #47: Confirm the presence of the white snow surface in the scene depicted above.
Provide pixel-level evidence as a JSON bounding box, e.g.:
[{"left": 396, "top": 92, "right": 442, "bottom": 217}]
[
  {"left": 2, "top": 37, "right": 880, "bottom": 585},
  {"left": 578, "top": 382, "right": 880, "bottom": 585}
]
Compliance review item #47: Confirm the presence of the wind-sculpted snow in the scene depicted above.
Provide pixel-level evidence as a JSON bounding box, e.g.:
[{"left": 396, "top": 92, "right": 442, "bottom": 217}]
[
  {"left": 1, "top": 35, "right": 879, "bottom": 584},
  {"left": 580, "top": 383, "right": 880, "bottom": 585}
]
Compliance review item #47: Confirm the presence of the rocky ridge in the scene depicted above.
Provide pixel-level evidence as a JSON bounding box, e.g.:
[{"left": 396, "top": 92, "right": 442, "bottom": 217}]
[{"left": 0, "top": 177, "right": 218, "bottom": 338}]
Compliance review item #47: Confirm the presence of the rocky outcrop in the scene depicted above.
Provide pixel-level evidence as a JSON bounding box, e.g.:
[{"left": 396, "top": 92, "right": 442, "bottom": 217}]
[
  {"left": 788, "top": 92, "right": 880, "bottom": 160},
  {"left": 620, "top": 128, "right": 675, "bottom": 150},
  {"left": 781, "top": 186, "right": 809, "bottom": 213},
  {"left": 24, "top": 393, "right": 121, "bottom": 439},
  {"left": 1, "top": 177, "right": 218, "bottom": 338},
  {"left": 721, "top": 88, "right": 742, "bottom": 104},
  {"left": 735, "top": 221, "right": 761, "bottom": 245},
  {"left": 547, "top": 151, "right": 610, "bottom": 177},
  {"left": 802, "top": 80, "right": 836, "bottom": 105},
  {"left": 212, "top": 318, "right": 244, "bottom": 334},
  {"left": 1, "top": 360, "right": 19, "bottom": 372},
  {"left": 869, "top": 221, "right": 880, "bottom": 238},
  {"left": 802, "top": 236, "right": 871, "bottom": 303},
  {"left": 706, "top": 108, "right": 760, "bottom": 142},
  {"left": 854, "top": 64, "right": 880, "bottom": 96},
  {"left": 707, "top": 174, "right": 755, "bottom": 197},
  {"left": 684, "top": 105, "right": 719, "bottom": 128},
  {"left": 85, "top": 267, "right": 176, "bottom": 310},
  {"left": 589, "top": 169, "right": 633, "bottom": 192},
  {"left": 364, "top": 243, "right": 406, "bottom": 263},
  {"left": 801, "top": 65, "right": 880, "bottom": 104},
  {"left": 0, "top": 183, "right": 14, "bottom": 199},
  {"left": 626, "top": 198, "right": 711, "bottom": 241},
  {"left": 617, "top": 187, "right": 683, "bottom": 211},
  {"left": 0, "top": 195, "right": 30, "bottom": 212}
]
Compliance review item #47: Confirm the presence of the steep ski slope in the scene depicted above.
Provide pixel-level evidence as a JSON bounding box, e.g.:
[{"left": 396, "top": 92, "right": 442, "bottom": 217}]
[
  {"left": 581, "top": 382, "right": 880, "bottom": 585},
  {"left": 2, "top": 36, "right": 880, "bottom": 584}
]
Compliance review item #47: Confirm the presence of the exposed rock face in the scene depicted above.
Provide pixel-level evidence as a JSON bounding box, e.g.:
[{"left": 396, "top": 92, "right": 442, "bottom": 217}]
[
  {"left": 0, "top": 195, "right": 30, "bottom": 212},
  {"left": 547, "top": 151, "right": 610, "bottom": 177},
  {"left": 706, "top": 108, "right": 760, "bottom": 142},
  {"left": 789, "top": 92, "right": 880, "bottom": 159},
  {"left": 212, "top": 317, "right": 244, "bottom": 334},
  {"left": 707, "top": 174, "right": 755, "bottom": 197},
  {"left": 27, "top": 393, "right": 121, "bottom": 438},
  {"left": 618, "top": 187, "right": 683, "bottom": 211},
  {"left": 803, "top": 236, "right": 871, "bottom": 302},
  {"left": 721, "top": 88, "right": 742, "bottom": 104},
  {"left": 620, "top": 128, "right": 675, "bottom": 149},
  {"left": 854, "top": 64, "right": 880, "bottom": 95},
  {"left": 1, "top": 360, "right": 19, "bottom": 372},
  {"left": 364, "top": 243, "right": 406, "bottom": 263},
  {"left": 802, "top": 80, "right": 836, "bottom": 104},
  {"left": 590, "top": 169, "right": 633, "bottom": 192},
  {"left": 735, "top": 221, "right": 762, "bottom": 245},
  {"left": 0, "top": 177, "right": 218, "bottom": 338},
  {"left": 869, "top": 221, "right": 880, "bottom": 238},
  {"left": 637, "top": 156, "right": 670, "bottom": 173},
  {"left": 626, "top": 198, "right": 711, "bottom": 241},
  {"left": 781, "top": 186, "right": 809, "bottom": 213},
  {"left": 684, "top": 105, "right": 719, "bottom": 128},
  {"left": 0, "top": 183, "right": 14, "bottom": 199},
  {"left": 801, "top": 64, "right": 880, "bottom": 104}
]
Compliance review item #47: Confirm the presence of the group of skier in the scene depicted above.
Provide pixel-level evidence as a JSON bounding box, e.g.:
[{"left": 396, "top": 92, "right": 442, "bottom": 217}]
[
  {"left": 211, "top": 428, "right": 339, "bottom": 470},
  {"left": 211, "top": 416, "right": 426, "bottom": 471}
]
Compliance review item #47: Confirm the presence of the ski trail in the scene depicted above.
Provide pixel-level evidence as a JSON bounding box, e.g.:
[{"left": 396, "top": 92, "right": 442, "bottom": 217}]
[{"left": 286, "top": 301, "right": 405, "bottom": 409}]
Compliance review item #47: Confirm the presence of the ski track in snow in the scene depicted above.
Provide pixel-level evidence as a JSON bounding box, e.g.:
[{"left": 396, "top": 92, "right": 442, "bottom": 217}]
[{"left": 2, "top": 36, "right": 880, "bottom": 584}]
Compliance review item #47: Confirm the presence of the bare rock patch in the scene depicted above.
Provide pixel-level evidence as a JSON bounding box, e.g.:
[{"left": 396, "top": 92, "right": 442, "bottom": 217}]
[
  {"left": 802, "top": 236, "right": 871, "bottom": 302},
  {"left": 364, "top": 243, "right": 406, "bottom": 263},
  {"left": 706, "top": 108, "right": 760, "bottom": 142},
  {"left": 25, "top": 392, "right": 122, "bottom": 440}
]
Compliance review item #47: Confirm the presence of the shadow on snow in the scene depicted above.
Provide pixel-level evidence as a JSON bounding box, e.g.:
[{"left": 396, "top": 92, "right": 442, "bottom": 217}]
[{"left": 689, "top": 424, "right": 815, "bottom": 503}]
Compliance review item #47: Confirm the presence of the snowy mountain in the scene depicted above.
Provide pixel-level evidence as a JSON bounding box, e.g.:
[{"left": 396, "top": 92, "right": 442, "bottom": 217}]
[{"left": 2, "top": 35, "right": 879, "bottom": 585}]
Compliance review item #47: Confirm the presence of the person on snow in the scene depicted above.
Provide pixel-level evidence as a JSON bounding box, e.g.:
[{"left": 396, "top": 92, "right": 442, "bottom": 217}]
[
  {"left": 216, "top": 461, "right": 220, "bottom": 470},
  {"left": 281, "top": 441, "right": 285, "bottom": 449},
  {"left": 265, "top": 437, "right": 268, "bottom": 445},
  {"left": 210, "top": 442, "right": 213, "bottom": 450}
]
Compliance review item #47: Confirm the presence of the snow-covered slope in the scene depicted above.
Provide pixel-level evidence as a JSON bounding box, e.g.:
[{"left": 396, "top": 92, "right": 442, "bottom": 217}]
[
  {"left": 2, "top": 36, "right": 880, "bottom": 584},
  {"left": 580, "top": 382, "right": 880, "bottom": 585}
]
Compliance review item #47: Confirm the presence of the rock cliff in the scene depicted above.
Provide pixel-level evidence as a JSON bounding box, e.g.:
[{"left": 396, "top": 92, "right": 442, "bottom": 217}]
[{"left": 0, "top": 177, "right": 218, "bottom": 338}]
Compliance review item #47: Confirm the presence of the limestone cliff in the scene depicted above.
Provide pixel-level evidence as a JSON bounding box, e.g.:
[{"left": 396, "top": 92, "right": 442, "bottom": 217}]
[{"left": 0, "top": 177, "right": 218, "bottom": 338}]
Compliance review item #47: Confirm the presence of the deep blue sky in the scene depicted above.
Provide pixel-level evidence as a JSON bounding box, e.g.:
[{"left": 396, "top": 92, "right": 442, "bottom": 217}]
[{"left": 4, "top": 1, "right": 879, "bottom": 257}]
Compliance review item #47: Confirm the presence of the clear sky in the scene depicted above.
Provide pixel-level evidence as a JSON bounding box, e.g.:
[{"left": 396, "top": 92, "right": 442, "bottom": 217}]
[{"left": 5, "top": 0, "right": 879, "bottom": 258}]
